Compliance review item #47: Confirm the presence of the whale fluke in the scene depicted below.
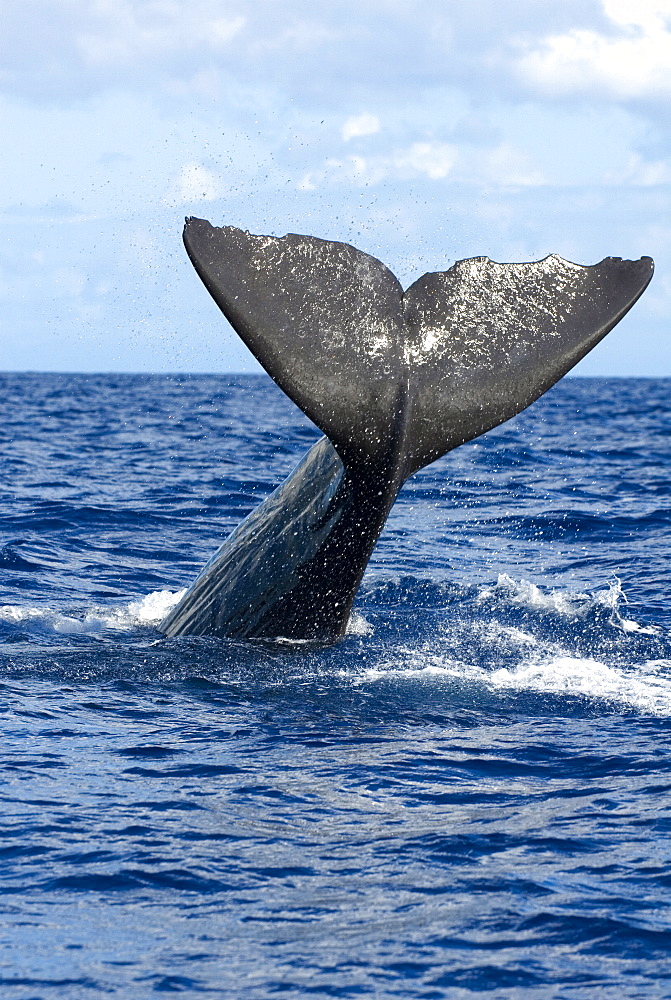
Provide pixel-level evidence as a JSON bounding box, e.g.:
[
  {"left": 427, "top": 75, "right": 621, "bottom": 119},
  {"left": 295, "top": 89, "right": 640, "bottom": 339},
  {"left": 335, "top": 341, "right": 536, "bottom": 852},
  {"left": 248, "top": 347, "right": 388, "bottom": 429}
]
[
  {"left": 183, "top": 218, "right": 653, "bottom": 478},
  {"left": 160, "top": 221, "right": 653, "bottom": 642}
]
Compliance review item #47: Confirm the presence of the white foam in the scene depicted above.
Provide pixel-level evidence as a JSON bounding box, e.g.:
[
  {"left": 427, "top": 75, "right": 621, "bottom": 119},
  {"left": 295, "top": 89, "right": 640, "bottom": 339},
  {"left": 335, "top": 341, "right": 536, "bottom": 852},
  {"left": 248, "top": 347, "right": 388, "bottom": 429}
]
[
  {"left": 619, "top": 617, "right": 658, "bottom": 635},
  {"left": 477, "top": 574, "right": 659, "bottom": 634},
  {"left": 489, "top": 654, "right": 671, "bottom": 714},
  {"left": 355, "top": 570, "right": 668, "bottom": 716},
  {"left": 477, "top": 621, "right": 538, "bottom": 647},
  {"left": 360, "top": 650, "right": 479, "bottom": 684},
  {"left": 3, "top": 579, "right": 668, "bottom": 715},
  {"left": 360, "top": 643, "right": 671, "bottom": 716},
  {"left": 0, "top": 589, "right": 187, "bottom": 634},
  {"left": 0, "top": 605, "right": 43, "bottom": 623},
  {"left": 86, "top": 589, "right": 187, "bottom": 629},
  {"left": 1, "top": 593, "right": 372, "bottom": 637},
  {"left": 478, "top": 573, "right": 594, "bottom": 616},
  {"left": 0, "top": 604, "right": 95, "bottom": 633},
  {"left": 118, "top": 589, "right": 186, "bottom": 626},
  {"left": 273, "top": 636, "right": 313, "bottom": 646},
  {"left": 347, "top": 612, "right": 374, "bottom": 636}
]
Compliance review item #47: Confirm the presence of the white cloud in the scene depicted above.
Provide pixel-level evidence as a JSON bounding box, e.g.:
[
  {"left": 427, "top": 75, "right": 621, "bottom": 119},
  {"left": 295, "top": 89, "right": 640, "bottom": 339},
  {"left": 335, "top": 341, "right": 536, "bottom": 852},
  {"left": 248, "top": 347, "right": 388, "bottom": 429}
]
[
  {"left": 298, "top": 155, "right": 372, "bottom": 190},
  {"left": 607, "top": 151, "right": 671, "bottom": 185},
  {"left": 516, "top": 0, "right": 671, "bottom": 98},
  {"left": 77, "top": 4, "right": 245, "bottom": 68},
  {"left": 209, "top": 15, "right": 247, "bottom": 47},
  {"left": 606, "top": 0, "right": 671, "bottom": 32},
  {"left": 393, "top": 142, "right": 456, "bottom": 180},
  {"left": 0, "top": 0, "right": 247, "bottom": 100},
  {"left": 341, "top": 112, "right": 380, "bottom": 141},
  {"left": 483, "top": 143, "right": 545, "bottom": 187},
  {"left": 250, "top": 18, "right": 337, "bottom": 56},
  {"left": 177, "top": 163, "right": 222, "bottom": 202},
  {"left": 298, "top": 141, "right": 457, "bottom": 189},
  {"left": 297, "top": 138, "right": 546, "bottom": 190}
]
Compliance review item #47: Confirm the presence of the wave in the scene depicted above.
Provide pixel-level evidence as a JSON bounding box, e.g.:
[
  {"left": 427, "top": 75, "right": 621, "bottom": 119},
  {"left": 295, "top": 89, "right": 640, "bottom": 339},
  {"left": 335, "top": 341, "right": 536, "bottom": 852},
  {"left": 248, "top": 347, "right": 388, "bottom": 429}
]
[
  {"left": 352, "top": 575, "right": 671, "bottom": 715},
  {"left": 362, "top": 645, "right": 671, "bottom": 716},
  {"left": 0, "top": 588, "right": 185, "bottom": 633},
  {"left": 1, "top": 574, "right": 669, "bottom": 715},
  {"left": 477, "top": 573, "right": 659, "bottom": 634}
]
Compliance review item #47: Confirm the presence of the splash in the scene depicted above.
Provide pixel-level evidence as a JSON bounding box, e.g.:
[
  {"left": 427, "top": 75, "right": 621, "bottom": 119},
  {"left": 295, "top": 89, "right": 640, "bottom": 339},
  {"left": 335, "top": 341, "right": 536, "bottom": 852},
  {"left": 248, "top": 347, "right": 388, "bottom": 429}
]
[
  {"left": 0, "top": 589, "right": 186, "bottom": 634},
  {"left": 0, "top": 605, "right": 43, "bottom": 623},
  {"left": 478, "top": 573, "right": 658, "bottom": 634},
  {"left": 2, "top": 576, "right": 668, "bottom": 715},
  {"left": 347, "top": 612, "right": 374, "bottom": 636},
  {"left": 0, "top": 592, "right": 369, "bottom": 637},
  {"left": 354, "top": 574, "right": 670, "bottom": 715},
  {"left": 361, "top": 644, "right": 671, "bottom": 716},
  {"left": 490, "top": 654, "right": 671, "bottom": 713},
  {"left": 106, "top": 589, "right": 187, "bottom": 627}
]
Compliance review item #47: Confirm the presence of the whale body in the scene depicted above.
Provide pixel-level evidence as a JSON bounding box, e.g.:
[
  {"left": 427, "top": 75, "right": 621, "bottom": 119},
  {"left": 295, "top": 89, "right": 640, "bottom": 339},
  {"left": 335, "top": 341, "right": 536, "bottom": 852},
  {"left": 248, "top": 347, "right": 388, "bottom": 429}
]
[{"left": 159, "top": 219, "right": 653, "bottom": 643}]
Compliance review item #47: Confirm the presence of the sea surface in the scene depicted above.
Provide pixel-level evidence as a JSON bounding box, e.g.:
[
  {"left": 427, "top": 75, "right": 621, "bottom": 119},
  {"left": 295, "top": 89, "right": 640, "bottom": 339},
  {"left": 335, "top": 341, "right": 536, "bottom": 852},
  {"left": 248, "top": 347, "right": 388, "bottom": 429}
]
[{"left": 1, "top": 372, "right": 670, "bottom": 999}]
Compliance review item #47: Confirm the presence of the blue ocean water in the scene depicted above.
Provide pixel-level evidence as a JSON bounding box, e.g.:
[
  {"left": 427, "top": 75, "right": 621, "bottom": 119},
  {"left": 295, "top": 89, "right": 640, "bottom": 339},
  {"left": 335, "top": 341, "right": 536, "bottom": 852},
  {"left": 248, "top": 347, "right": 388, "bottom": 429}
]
[{"left": 1, "top": 371, "right": 671, "bottom": 999}]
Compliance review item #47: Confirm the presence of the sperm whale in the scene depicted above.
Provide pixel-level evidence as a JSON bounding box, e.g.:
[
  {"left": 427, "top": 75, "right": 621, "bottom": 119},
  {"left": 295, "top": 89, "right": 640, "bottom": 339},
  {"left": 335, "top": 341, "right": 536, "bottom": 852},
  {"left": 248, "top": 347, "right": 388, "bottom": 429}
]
[{"left": 159, "top": 218, "right": 653, "bottom": 643}]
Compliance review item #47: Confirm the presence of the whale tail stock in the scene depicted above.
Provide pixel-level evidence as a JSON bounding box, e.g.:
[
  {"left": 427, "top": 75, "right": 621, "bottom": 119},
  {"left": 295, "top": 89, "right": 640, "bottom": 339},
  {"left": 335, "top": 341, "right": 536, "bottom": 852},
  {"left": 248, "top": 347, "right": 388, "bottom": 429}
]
[
  {"left": 182, "top": 217, "right": 653, "bottom": 481},
  {"left": 159, "top": 219, "right": 653, "bottom": 641}
]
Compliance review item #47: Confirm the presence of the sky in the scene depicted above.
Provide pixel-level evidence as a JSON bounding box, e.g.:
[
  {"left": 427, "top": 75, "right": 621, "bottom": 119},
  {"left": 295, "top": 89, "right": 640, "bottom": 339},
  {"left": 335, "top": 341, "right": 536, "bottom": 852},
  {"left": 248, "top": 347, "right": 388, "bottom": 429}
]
[{"left": 2, "top": 0, "right": 671, "bottom": 374}]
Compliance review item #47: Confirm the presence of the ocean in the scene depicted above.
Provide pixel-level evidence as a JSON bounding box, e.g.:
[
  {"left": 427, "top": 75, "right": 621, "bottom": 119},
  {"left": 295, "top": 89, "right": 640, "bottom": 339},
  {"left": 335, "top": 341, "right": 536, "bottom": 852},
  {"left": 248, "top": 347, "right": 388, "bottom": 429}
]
[{"left": 1, "top": 372, "right": 670, "bottom": 999}]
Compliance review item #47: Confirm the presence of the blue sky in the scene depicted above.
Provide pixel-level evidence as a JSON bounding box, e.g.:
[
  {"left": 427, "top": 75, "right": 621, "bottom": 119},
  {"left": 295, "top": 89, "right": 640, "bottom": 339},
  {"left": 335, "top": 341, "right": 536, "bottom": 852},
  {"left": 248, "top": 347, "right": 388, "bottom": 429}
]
[{"left": 2, "top": 0, "right": 670, "bottom": 373}]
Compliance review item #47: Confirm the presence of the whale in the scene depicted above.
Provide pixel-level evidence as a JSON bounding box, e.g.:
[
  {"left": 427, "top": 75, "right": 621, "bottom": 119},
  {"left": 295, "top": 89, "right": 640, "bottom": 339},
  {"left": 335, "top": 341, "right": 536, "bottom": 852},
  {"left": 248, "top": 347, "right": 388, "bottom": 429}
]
[{"left": 159, "top": 218, "right": 653, "bottom": 643}]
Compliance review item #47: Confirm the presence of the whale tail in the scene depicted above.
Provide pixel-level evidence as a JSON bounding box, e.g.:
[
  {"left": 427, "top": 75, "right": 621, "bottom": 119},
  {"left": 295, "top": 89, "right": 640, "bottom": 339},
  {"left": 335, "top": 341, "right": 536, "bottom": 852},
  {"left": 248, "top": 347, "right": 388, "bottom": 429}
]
[
  {"left": 183, "top": 217, "right": 653, "bottom": 478},
  {"left": 160, "top": 220, "right": 653, "bottom": 642}
]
